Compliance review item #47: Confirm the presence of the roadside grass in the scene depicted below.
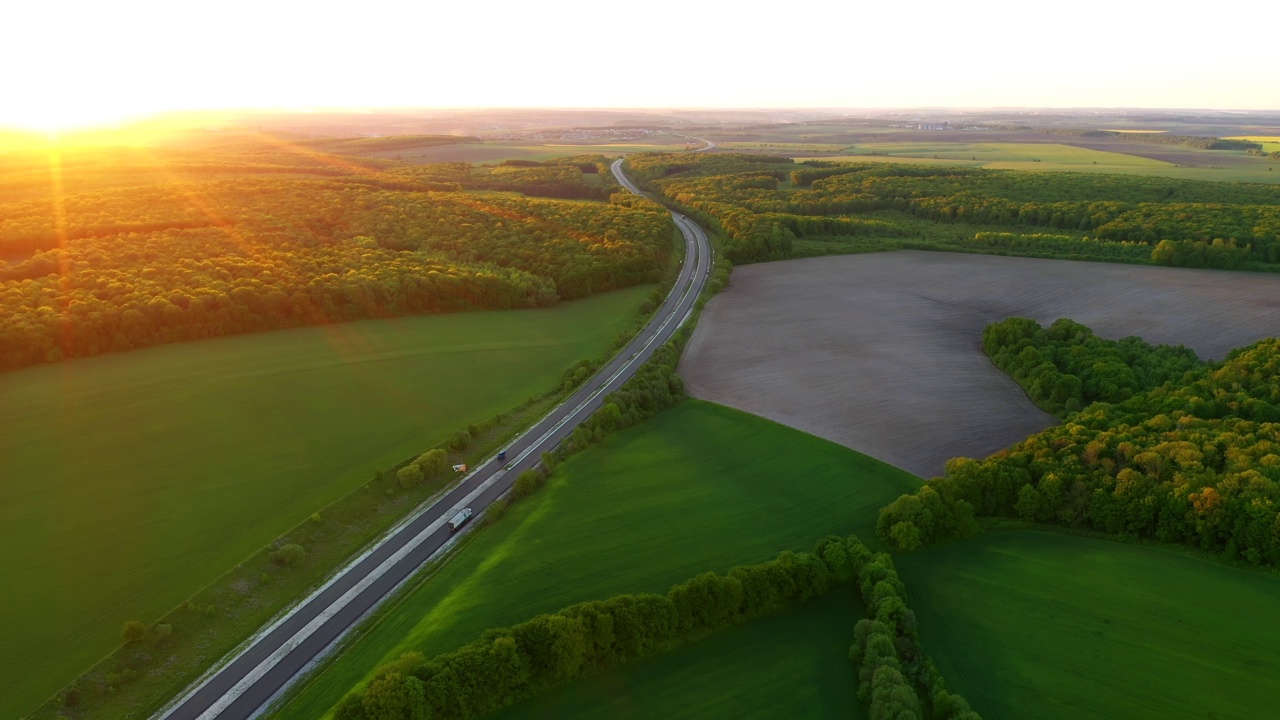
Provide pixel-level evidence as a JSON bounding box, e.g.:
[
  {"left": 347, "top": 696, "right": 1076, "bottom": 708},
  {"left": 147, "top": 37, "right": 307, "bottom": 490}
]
[
  {"left": 2, "top": 286, "right": 653, "bottom": 720},
  {"left": 895, "top": 530, "right": 1280, "bottom": 719},
  {"left": 495, "top": 588, "right": 867, "bottom": 720},
  {"left": 273, "top": 399, "right": 920, "bottom": 719}
]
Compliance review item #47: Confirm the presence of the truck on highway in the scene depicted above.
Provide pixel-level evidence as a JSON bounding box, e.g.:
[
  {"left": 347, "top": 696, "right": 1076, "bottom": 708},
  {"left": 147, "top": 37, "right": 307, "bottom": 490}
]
[{"left": 448, "top": 508, "right": 473, "bottom": 532}]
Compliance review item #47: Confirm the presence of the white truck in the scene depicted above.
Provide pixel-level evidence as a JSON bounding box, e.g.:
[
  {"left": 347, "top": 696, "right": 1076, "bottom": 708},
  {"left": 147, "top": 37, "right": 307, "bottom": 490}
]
[{"left": 448, "top": 508, "right": 474, "bottom": 533}]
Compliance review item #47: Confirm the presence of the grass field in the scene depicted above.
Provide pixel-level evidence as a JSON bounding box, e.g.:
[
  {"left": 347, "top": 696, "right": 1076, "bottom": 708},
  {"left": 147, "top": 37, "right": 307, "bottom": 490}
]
[
  {"left": 896, "top": 531, "right": 1280, "bottom": 719},
  {"left": 803, "top": 141, "right": 1173, "bottom": 170},
  {"left": 496, "top": 589, "right": 866, "bottom": 720},
  {"left": 0, "top": 286, "right": 652, "bottom": 719},
  {"left": 274, "top": 400, "right": 920, "bottom": 719},
  {"left": 797, "top": 141, "right": 1280, "bottom": 183},
  {"left": 719, "top": 141, "right": 854, "bottom": 154}
]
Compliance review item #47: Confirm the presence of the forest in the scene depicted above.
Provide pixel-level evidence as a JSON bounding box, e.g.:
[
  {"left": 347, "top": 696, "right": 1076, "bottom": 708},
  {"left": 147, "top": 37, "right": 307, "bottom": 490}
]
[
  {"left": 982, "top": 317, "right": 1203, "bottom": 416},
  {"left": 878, "top": 321, "right": 1280, "bottom": 568},
  {"left": 0, "top": 148, "right": 673, "bottom": 371},
  {"left": 623, "top": 153, "right": 1280, "bottom": 268}
]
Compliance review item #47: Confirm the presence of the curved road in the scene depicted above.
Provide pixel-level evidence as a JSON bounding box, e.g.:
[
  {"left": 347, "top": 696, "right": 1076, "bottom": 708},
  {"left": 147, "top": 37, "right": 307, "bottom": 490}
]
[{"left": 158, "top": 159, "right": 711, "bottom": 720}]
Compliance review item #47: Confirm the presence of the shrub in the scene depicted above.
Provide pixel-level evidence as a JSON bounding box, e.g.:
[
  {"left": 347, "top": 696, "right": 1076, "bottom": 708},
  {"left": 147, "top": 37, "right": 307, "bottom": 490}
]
[
  {"left": 272, "top": 544, "right": 306, "bottom": 567},
  {"left": 120, "top": 620, "right": 146, "bottom": 644},
  {"left": 396, "top": 464, "right": 425, "bottom": 489},
  {"left": 414, "top": 448, "right": 449, "bottom": 477},
  {"left": 512, "top": 470, "right": 542, "bottom": 500},
  {"left": 447, "top": 431, "right": 470, "bottom": 452}
]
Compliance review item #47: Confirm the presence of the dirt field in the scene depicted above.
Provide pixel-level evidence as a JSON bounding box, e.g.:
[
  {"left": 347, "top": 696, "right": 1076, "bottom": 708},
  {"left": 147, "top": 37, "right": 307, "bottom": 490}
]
[{"left": 681, "top": 252, "right": 1280, "bottom": 478}]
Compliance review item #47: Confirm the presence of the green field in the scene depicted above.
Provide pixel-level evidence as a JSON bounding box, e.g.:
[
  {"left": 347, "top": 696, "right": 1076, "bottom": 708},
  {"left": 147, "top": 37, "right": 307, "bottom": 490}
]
[
  {"left": 799, "top": 141, "right": 1280, "bottom": 183},
  {"left": 804, "top": 141, "right": 1171, "bottom": 170},
  {"left": 720, "top": 141, "right": 855, "bottom": 153},
  {"left": 0, "top": 286, "right": 651, "bottom": 718},
  {"left": 276, "top": 400, "right": 920, "bottom": 719},
  {"left": 496, "top": 589, "right": 866, "bottom": 720},
  {"left": 896, "top": 531, "right": 1280, "bottom": 719}
]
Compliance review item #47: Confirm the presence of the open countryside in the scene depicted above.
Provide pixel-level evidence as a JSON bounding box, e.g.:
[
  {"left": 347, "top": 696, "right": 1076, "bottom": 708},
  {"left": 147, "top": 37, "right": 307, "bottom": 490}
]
[
  {"left": 4, "top": 62, "right": 1280, "bottom": 720},
  {"left": 275, "top": 400, "right": 918, "bottom": 719},
  {"left": 0, "top": 286, "right": 650, "bottom": 719}
]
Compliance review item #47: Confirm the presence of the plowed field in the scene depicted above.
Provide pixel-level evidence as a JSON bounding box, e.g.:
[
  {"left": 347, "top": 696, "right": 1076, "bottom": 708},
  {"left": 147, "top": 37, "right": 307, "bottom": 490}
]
[{"left": 681, "top": 251, "right": 1280, "bottom": 477}]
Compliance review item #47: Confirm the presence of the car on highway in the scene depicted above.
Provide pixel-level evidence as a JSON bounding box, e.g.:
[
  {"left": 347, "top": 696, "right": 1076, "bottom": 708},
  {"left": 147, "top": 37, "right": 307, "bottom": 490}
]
[{"left": 448, "top": 508, "right": 474, "bottom": 532}]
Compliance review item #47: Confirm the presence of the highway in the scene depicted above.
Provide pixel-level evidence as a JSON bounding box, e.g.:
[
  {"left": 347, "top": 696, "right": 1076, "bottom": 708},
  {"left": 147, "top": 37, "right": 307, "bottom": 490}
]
[{"left": 157, "top": 158, "right": 711, "bottom": 720}]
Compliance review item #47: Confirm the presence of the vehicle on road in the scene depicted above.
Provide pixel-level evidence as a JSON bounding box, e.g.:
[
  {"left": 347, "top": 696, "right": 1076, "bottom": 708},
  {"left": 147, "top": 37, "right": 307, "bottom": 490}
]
[
  {"left": 448, "top": 508, "right": 474, "bottom": 532},
  {"left": 156, "top": 156, "right": 710, "bottom": 720},
  {"left": 497, "top": 450, "right": 507, "bottom": 462}
]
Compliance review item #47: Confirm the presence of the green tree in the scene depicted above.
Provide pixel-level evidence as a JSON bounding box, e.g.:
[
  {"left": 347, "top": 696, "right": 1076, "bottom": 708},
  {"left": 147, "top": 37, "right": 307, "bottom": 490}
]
[
  {"left": 888, "top": 521, "right": 922, "bottom": 552},
  {"left": 414, "top": 449, "right": 449, "bottom": 476},
  {"left": 396, "top": 464, "right": 425, "bottom": 489},
  {"left": 447, "top": 431, "right": 470, "bottom": 452},
  {"left": 363, "top": 673, "right": 412, "bottom": 720},
  {"left": 120, "top": 620, "right": 147, "bottom": 644},
  {"left": 272, "top": 543, "right": 306, "bottom": 567},
  {"left": 513, "top": 470, "right": 541, "bottom": 499},
  {"left": 1014, "top": 483, "right": 1045, "bottom": 520}
]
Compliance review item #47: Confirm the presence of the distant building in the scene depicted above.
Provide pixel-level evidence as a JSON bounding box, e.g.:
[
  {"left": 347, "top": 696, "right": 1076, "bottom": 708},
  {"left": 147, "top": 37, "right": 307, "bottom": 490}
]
[{"left": 916, "top": 122, "right": 952, "bottom": 131}]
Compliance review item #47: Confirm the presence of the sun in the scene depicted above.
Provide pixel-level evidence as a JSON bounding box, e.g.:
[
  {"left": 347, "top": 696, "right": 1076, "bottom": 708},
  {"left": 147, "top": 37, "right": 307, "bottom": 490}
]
[{"left": 0, "top": 100, "right": 147, "bottom": 137}]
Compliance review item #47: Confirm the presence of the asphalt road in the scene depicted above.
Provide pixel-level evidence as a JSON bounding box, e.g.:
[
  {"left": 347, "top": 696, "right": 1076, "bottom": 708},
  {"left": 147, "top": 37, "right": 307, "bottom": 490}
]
[{"left": 158, "top": 158, "right": 711, "bottom": 720}]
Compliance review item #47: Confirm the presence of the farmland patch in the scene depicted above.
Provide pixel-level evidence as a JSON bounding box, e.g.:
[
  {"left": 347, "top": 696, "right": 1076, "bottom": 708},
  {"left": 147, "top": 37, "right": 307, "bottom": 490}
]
[
  {"left": 0, "top": 286, "right": 651, "bottom": 719},
  {"left": 681, "top": 251, "right": 1280, "bottom": 478},
  {"left": 896, "top": 530, "right": 1280, "bottom": 718},
  {"left": 274, "top": 400, "right": 917, "bottom": 719}
]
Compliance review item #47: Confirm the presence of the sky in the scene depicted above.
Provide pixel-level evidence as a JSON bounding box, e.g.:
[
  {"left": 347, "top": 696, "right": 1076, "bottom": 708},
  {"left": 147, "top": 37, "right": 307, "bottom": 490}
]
[{"left": 4, "top": 0, "right": 1276, "bottom": 131}]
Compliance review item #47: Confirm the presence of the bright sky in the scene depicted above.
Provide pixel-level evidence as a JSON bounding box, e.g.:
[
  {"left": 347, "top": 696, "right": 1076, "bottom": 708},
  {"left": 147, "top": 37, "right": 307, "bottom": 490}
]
[{"left": 4, "top": 0, "right": 1276, "bottom": 131}]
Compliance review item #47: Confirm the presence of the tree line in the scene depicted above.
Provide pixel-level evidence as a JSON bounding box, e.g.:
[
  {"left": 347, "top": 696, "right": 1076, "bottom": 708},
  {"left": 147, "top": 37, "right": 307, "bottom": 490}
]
[
  {"left": 879, "top": 327, "right": 1280, "bottom": 568},
  {"left": 334, "top": 544, "right": 841, "bottom": 720},
  {"left": 846, "top": 535, "right": 982, "bottom": 720},
  {"left": 622, "top": 152, "right": 1280, "bottom": 269},
  {"left": 332, "top": 533, "right": 982, "bottom": 720}
]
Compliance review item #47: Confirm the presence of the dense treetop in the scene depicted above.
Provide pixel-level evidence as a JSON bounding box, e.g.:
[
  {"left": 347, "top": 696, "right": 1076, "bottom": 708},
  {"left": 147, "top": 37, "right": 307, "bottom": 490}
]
[
  {"left": 983, "top": 317, "right": 1203, "bottom": 416},
  {"left": 0, "top": 147, "right": 672, "bottom": 371},
  {"left": 879, "top": 323, "right": 1280, "bottom": 568}
]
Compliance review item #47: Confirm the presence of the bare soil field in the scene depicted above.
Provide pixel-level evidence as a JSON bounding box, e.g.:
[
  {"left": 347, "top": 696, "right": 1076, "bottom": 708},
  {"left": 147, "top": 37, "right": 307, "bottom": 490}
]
[{"left": 681, "top": 252, "right": 1280, "bottom": 478}]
